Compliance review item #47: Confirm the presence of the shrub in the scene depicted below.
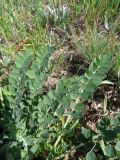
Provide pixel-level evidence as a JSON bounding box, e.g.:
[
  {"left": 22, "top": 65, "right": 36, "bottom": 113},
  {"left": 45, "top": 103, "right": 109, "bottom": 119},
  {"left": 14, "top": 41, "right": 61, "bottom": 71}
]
[{"left": 1, "top": 45, "right": 119, "bottom": 160}]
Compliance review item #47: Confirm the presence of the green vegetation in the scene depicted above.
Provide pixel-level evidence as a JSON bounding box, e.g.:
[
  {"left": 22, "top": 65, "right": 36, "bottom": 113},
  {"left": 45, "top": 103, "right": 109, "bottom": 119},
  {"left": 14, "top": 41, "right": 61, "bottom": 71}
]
[{"left": 0, "top": 0, "right": 120, "bottom": 160}]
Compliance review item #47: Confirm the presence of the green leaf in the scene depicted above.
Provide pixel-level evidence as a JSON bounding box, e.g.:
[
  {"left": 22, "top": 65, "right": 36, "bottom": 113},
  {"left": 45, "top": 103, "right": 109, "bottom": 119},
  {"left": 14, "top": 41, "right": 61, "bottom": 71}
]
[
  {"left": 16, "top": 121, "right": 26, "bottom": 130},
  {"left": 26, "top": 70, "right": 35, "bottom": 79},
  {"left": 55, "top": 106, "right": 64, "bottom": 116},
  {"left": 105, "top": 145, "right": 116, "bottom": 157},
  {"left": 40, "top": 129, "right": 49, "bottom": 138},
  {"left": 79, "top": 54, "right": 112, "bottom": 100},
  {"left": 15, "top": 58, "right": 24, "bottom": 68},
  {"left": 115, "top": 141, "right": 120, "bottom": 151},
  {"left": 110, "top": 118, "right": 119, "bottom": 127},
  {"left": 99, "top": 129, "right": 117, "bottom": 141},
  {"left": 23, "top": 136, "right": 34, "bottom": 146},
  {"left": 14, "top": 107, "right": 22, "bottom": 122},
  {"left": 100, "top": 139, "right": 106, "bottom": 155},
  {"left": 70, "top": 111, "right": 83, "bottom": 118},
  {"left": 21, "top": 149, "right": 28, "bottom": 159},
  {"left": 48, "top": 90, "right": 55, "bottom": 99},
  {"left": 81, "top": 128, "right": 91, "bottom": 139},
  {"left": 30, "top": 144, "right": 38, "bottom": 154},
  {"left": 61, "top": 97, "right": 70, "bottom": 109},
  {"left": 98, "top": 117, "right": 110, "bottom": 128},
  {"left": 86, "top": 151, "right": 97, "bottom": 160},
  {"left": 75, "top": 103, "right": 84, "bottom": 113},
  {"left": 29, "top": 118, "right": 35, "bottom": 128}
]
